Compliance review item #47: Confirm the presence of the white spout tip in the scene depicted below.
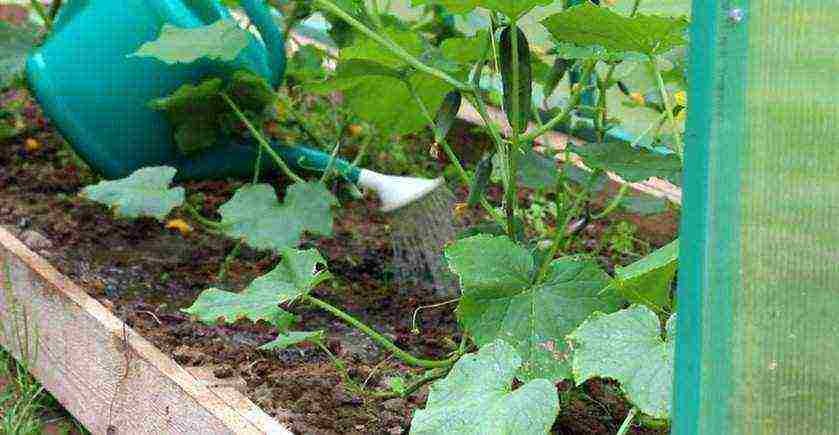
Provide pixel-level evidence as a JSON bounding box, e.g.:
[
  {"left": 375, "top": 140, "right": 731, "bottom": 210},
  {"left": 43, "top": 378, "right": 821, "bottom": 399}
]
[{"left": 357, "top": 169, "right": 445, "bottom": 213}]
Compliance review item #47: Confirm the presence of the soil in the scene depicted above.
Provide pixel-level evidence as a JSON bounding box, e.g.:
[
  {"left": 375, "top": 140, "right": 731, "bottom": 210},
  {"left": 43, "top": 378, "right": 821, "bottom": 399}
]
[{"left": 0, "top": 83, "right": 672, "bottom": 435}]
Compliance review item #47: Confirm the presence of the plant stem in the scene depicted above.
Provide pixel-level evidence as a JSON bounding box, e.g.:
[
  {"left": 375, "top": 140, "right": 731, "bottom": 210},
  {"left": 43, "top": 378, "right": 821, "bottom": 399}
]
[
  {"left": 29, "top": 1, "right": 51, "bottom": 30},
  {"left": 279, "top": 93, "right": 332, "bottom": 152},
  {"left": 534, "top": 170, "right": 596, "bottom": 282},
  {"left": 320, "top": 140, "right": 342, "bottom": 183},
  {"left": 630, "top": 112, "right": 668, "bottom": 148},
  {"left": 521, "top": 61, "right": 596, "bottom": 143},
  {"left": 592, "top": 183, "right": 628, "bottom": 220},
  {"left": 630, "top": 0, "right": 643, "bottom": 15},
  {"left": 217, "top": 239, "right": 243, "bottom": 280},
  {"left": 302, "top": 295, "right": 459, "bottom": 369},
  {"left": 313, "top": 0, "right": 471, "bottom": 92},
  {"left": 617, "top": 407, "right": 638, "bottom": 435},
  {"left": 374, "top": 368, "right": 449, "bottom": 399},
  {"left": 48, "top": 0, "right": 62, "bottom": 22},
  {"left": 222, "top": 93, "right": 305, "bottom": 184},
  {"left": 351, "top": 139, "right": 370, "bottom": 166},
  {"left": 252, "top": 145, "right": 263, "bottom": 184},
  {"left": 649, "top": 55, "right": 683, "bottom": 158},
  {"left": 184, "top": 203, "right": 224, "bottom": 229}
]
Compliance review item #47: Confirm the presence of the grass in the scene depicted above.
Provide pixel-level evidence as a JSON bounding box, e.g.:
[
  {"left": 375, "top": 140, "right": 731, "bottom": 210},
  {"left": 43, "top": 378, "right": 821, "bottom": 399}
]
[{"left": 0, "top": 348, "right": 87, "bottom": 435}]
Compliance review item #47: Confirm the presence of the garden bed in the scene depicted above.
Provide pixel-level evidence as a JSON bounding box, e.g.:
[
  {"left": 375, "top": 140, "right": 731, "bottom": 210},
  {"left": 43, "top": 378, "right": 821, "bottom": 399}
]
[{"left": 0, "top": 86, "right": 678, "bottom": 434}]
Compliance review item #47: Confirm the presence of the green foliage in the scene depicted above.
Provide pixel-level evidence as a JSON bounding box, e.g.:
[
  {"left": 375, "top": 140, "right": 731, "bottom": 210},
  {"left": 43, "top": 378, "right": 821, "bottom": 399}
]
[
  {"left": 410, "top": 340, "right": 559, "bottom": 435},
  {"left": 287, "top": 45, "right": 328, "bottom": 83},
  {"left": 149, "top": 70, "right": 276, "bottom": 155},
  {"left": 0, "top": 21, "right": 38, "bottom": 89},
  {"left": 307, "top": 27, "right": 457, "bottom": 135},
  {"left": 568, "top": 305, "right": 676, "bottom": 419},
  {"left": 569, "top": 140, "right": 682, "bottom": 185},
  {"left": 218, "top": 182, "right": 337, "bottom": 252},
  {"left": 129, "top": 19, "right": 250, "bottom": 64},
  {"left": 446, "top": 235, "right": 622, "bottom": 381},
  {"left": 492, "top": 150, "right": 557, "bottom": 192},
  {"left": 184, "top": 248, "right": 328, "bottom": 329},
  {"left": 612, "top": 239, "right": 678, "bottom": 311},
  {"left": 542, "top": 3, "right": 689, "bottom": 56},
  {"left": 81, "top": 166, "right": 185, "bottom": 221}
]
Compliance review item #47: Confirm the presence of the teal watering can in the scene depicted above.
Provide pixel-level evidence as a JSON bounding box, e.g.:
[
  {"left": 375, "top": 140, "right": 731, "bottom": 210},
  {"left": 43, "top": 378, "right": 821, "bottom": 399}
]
[{"left": 26, "top": 0, "right": 443, "bottom": 211}]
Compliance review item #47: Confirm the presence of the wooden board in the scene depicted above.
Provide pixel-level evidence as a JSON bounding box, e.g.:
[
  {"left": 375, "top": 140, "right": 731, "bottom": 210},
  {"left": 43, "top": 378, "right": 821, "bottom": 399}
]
[{"left": 0, "top": 226, "right": 292, "bottom": 435}]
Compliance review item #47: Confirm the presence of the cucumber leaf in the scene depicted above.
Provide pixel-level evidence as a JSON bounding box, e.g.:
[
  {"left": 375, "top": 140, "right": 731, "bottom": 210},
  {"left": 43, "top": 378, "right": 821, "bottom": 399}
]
[
  {"left": 184, "top": 248, "right": 328, "bottom": 328},
  {"left": 182, "top": 286, "right": 295, "bottom": 326},
  {"left": 410, "top": 340, "right": 559, "bottom": 435},
  {"left": 446, "top": 235, "right": 622, "bottom": 381},
  {"left": 569, "top": 140, "right": 682, "bottom": 185},
  {"left": 81, "top": 167, "right": 185, "bottom": 221},
  {"left": 542, "top": 3, "right": 688, "bottom": 56},
  {"left": 219, "top": 182, "right": 337, "bottom": 252},
  {"left": 245, "top": 248, "right": 330, "bottom": 303},
  {"left": 129, "top": 19, "right": 250, "bottom": 64},
  {"left": 568, "top": 305, "right": 676, "bottom": 419},
  {"left": 612, "top": 239, "right": 678, "bottom": 311}
]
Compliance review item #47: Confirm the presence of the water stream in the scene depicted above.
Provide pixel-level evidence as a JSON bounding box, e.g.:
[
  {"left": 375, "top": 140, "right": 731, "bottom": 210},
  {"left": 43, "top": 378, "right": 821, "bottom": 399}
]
[{"left": 389, "top": 186, "right": 458, "bottom": 299}]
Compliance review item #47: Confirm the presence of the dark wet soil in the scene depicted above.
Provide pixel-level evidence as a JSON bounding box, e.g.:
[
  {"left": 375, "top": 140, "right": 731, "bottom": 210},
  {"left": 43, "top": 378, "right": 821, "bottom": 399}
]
[{"left": 0, "top": 84, "right": 672, "bottom": 434}]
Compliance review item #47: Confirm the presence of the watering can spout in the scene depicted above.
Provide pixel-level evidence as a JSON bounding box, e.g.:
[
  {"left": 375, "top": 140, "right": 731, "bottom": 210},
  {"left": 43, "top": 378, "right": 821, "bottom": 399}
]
[{"left": 239, "top": 0, "right": 286, "bottom": 86}]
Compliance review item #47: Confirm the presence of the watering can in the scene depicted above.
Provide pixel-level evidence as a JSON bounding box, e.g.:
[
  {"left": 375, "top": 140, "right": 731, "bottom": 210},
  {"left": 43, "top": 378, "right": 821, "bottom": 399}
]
[{"left": 25, "top": 0, "right": 442, "bottom": 212}]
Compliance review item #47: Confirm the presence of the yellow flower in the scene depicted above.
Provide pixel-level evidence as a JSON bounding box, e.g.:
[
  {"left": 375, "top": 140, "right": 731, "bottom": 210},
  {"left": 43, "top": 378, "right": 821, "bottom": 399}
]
[
  {"left": 629, "top": 92, "right": 644, "bottom": 106},
  {"left": 347, "top": 124, "right": 363, "bottom": 137},
  {"left": 24, "top": 138, "right": 40, "bottom": 152},
  {"left": 165, "top": 219, "right": 193, "bottom": 235},
  {"left": 674, "top": 90, "right": 687, "bottom": 107},
  {"left": 453, "top": 202, "right": 469, "bottom": 217}
]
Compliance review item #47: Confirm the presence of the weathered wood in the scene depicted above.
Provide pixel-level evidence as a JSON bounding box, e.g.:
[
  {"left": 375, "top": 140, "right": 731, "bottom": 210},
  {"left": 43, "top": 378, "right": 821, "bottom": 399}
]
[{"left": 0, "top": 227, "right": 292, "bottom": 435}]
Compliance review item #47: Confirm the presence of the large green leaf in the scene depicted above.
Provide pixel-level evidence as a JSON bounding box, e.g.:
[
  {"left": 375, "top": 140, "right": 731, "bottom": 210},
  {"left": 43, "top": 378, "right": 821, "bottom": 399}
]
[
  {"left": 446, "top": 235, "right": 621, "bottom": 381},
  {"left": 568, "top": 305, "right": 676, "bottom": 419},
  {"left": 491, "top": 150, "right": 558, "bottom": 192},
  {"left": 184, "top": 248, "right": 328, "bottom": 328},
  {"left": 410, "top": 340, "right": 559, "bottom": 435},
  {"left": 612, "top": 239, "right": 678, "bottom": 311},
  {"left": 340, "top": 27, "right": 425, "bottom": 69},
  {"left": 219, "top": 182, "right": 337, "bottom": 251},
  {"left": 569, "top": 140, "right": 682, "bottom": 185},
  {"left": 542, "top": 3, "right": 688, "bottom": 56},
  {"left": 81, "top": 167, "right": 185, "bottom": 221},
  {"left": 245, "top": 248, "right": 330, "bottom": 303},
  {"left": 129, "top": 19, "right": 250, "bottom": 64},
  {"left": 412, "top": 0, "right": 550, "bottom": 18},
  {"left": 182, "top": 286, "right": 294, "bottom": 326},
  {"left": 411, "top": 0, "right": 481, "bottom": 14},
  {"left": 0, "top": 21, "right": 38, "bottom": 89}
]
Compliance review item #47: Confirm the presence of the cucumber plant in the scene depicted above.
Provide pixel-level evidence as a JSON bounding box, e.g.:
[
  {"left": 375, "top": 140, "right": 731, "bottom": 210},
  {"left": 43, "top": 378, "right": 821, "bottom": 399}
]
[{"left": 79, "top": 0, "right": 689, "bottom": 433}]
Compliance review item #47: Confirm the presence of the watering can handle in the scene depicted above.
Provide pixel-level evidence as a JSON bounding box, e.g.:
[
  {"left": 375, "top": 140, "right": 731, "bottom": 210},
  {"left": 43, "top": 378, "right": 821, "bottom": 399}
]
[{"left": 238, "top": 0, "right": 287, "bottom": 87}]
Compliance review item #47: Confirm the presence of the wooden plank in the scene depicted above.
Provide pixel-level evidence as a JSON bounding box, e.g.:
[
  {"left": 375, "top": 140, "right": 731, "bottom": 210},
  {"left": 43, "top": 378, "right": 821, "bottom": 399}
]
[{"left": 0, "top": 226, "right": 292, "bottom": 435}]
